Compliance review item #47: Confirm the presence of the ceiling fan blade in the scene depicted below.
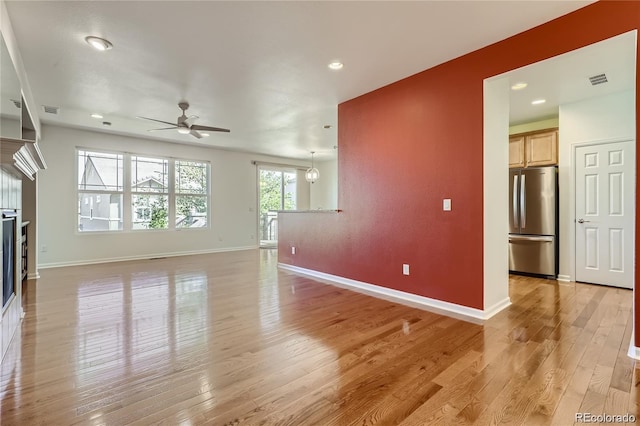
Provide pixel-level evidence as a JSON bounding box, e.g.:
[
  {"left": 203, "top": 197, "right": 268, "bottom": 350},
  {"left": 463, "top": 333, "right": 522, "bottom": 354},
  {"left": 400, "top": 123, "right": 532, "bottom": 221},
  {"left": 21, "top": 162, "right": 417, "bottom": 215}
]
[
  {"left": 136, "top": 116, "right": 177, "bottom": 127},
  {"left": 148, "top": 127, "right": 178, "bottom": 132},
  {"left": 190, "top": 129, "right": 203, "bottom": 139},
  {"left": 191, "top": 124, "right": 231, "bottom": 133}
]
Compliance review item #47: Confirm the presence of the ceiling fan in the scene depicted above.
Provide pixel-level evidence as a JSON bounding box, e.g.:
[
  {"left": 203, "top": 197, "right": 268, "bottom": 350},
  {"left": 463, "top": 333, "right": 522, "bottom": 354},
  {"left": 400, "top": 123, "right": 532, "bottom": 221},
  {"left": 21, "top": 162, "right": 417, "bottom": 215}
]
[{"left": 137, "top": 102, "right": 230, "bottom": 139}]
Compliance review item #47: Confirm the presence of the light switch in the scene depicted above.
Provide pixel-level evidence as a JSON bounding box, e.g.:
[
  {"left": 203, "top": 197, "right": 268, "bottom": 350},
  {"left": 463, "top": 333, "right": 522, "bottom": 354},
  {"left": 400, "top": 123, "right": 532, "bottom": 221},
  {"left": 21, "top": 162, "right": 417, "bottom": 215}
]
[
  {"left": 403, "top": 264, "right": 410, "bottom": 275},
  {"left": 443, "top": 199, "right": 452, "bottom": 211}
]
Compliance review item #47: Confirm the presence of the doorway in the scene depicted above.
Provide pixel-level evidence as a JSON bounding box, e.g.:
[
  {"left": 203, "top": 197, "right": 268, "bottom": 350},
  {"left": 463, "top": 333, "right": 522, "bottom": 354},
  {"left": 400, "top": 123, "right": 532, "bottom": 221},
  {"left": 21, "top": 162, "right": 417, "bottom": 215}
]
[
  {"left": 483, "top": 31, "right": 637, "bottom": 314},
  {"left": 258, "top": 167, "right": 298, "bottom": 248}
]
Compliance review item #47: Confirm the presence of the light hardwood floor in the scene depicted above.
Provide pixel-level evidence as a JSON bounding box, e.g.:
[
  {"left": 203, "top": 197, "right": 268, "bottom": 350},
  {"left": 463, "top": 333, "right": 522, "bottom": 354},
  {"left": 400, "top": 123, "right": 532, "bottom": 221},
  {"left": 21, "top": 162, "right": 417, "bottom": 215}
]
[{"left": 1, "top": 249, "right": 638, "bottom": 425}]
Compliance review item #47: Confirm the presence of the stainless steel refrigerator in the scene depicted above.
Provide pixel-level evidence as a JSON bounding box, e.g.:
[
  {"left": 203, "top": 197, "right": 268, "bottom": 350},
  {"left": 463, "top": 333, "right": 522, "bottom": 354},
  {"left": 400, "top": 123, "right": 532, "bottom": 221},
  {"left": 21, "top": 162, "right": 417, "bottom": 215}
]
[{"left": 509, "top": 166, "right": 558, "bottom": 277}]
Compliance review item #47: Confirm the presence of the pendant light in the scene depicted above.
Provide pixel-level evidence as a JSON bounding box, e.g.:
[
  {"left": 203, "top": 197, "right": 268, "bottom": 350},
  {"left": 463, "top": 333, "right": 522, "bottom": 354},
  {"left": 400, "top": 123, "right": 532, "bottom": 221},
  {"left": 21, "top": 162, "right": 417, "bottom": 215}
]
[{"left": 305, "top": 151, "right": 319, "bottom": 184}]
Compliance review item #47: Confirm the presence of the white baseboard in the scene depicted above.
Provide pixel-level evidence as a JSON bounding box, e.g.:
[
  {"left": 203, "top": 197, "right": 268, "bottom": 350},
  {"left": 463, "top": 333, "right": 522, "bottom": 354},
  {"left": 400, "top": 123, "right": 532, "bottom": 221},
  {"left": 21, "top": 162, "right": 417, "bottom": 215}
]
[
  {"left": 38, "top": 245, "right": 259, "bottom": 269},
  {"left": 27, "top": 272, "right": 40, "bottom": 280},
  {"left": 557, "top": 274, "right": 571, "bottom": 282},
  {"left": 278, "top": 263, "right": 511, "bottom": 322}
]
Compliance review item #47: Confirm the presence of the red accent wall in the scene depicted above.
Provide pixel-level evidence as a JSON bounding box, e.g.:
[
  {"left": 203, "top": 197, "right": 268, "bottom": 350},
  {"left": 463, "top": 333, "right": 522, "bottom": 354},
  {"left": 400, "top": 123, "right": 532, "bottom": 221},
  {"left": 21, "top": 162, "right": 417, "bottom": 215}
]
[{"left": 279, "top": 1, "right": 640, "bottom": 332}]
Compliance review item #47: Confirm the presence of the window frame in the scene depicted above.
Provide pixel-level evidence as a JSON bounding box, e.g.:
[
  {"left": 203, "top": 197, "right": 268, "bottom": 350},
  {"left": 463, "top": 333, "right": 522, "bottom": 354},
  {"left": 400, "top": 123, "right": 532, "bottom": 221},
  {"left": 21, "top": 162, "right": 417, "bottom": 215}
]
[
  {"left": 130, "top": 155, "right": 170, "bottom": 231},
  {"left": 76, "top": 148, "right": 125, "bottom": 233},
  {"left": 174, "top": 159, "right": 211, "bottom": 230},
  {"left": 75, "top": 148, "right": 211, "bottom": 234}
]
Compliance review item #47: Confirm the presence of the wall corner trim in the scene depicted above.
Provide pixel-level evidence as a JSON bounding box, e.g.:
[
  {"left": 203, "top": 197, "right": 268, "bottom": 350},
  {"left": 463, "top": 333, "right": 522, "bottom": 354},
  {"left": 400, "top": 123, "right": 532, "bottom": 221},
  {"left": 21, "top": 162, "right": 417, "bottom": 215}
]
[
  {"left": 278, "top": 263, "right": 511, "bottom": 322},
  {"left": 484, "top": 298, "right": 512, "bottom": 319},
  {"left": 628, "top": 342, "right": 640, "bottom": 360},
  {"left": 557, "top": 275, "right": 571, "bottom": 282},
  {"left": 26, "top": 272, "right": 40, "bottom": 280}
]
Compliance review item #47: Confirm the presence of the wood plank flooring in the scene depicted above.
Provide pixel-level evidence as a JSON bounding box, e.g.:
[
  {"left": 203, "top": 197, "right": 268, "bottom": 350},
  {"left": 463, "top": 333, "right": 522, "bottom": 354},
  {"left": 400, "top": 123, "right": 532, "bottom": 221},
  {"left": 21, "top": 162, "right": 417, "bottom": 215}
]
[{"left": 1, "top": 249, "right": 638, "bottom": 425}]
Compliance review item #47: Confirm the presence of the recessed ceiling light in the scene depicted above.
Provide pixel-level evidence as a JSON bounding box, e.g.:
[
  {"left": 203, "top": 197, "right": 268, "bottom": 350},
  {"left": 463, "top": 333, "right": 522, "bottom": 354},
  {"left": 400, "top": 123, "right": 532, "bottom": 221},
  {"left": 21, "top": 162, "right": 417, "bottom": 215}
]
[
  {"left": 323, "top": 125, "right": 332, "bottom": 129},
  {"left": 511, "top": 82, "right": 528, "bottom": 91},
  {"left": 531, "top": 99, "right": 546, "bottom": 105},
  {"left": 91, "top": 113, "right": 103, "bottom": 119},
  {"left": 328, "top": 62, "right": 344, "bottom": 70},
  {"left": 85, "top": 36, "right": 113, "bottom": 51},
  {"left": 102, "top": 121, "right": 111, "bottom": 126},
  {"left": 200, "top": 132, "right": 210, "bottom": 137}
]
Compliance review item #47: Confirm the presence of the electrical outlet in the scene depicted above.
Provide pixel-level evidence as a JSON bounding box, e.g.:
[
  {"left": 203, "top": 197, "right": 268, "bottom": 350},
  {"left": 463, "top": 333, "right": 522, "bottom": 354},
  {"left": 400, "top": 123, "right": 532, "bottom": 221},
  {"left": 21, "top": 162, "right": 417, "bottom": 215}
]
[
  {"left": 403, "top": 264, "right": 410, "bottom": 275},
  {"left": 291, "top": 247, "right": 296, "bottom": 255},
  {"left": 41, "top": 245, "right": 48, "bottom": 253}
]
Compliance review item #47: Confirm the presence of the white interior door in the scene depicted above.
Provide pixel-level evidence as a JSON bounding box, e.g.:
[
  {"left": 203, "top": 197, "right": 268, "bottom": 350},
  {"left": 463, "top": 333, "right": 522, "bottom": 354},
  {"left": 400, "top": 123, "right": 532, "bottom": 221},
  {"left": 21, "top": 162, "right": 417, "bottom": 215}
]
[{"left": 575, "top": 140, "right": 635, "bottom": 289}]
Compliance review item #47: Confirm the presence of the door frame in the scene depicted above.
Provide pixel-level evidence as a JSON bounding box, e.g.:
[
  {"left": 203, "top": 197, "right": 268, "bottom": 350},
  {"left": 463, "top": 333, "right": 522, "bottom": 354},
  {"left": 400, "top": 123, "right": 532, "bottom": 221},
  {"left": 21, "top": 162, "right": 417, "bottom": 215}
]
[{"left": 570, "top": 137, "right": 636, "bottom": 284}]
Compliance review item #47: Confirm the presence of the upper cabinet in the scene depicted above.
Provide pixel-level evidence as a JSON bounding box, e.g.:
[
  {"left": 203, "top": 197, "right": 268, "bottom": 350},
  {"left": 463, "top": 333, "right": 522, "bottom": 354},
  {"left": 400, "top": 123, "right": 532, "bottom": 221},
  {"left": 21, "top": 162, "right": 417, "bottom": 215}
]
[
  {"left": 508, "top": 135, "right": 525, "bottom": 168},
  {"left": 509, "top": 129, "right": 558, "bottom": 168}
]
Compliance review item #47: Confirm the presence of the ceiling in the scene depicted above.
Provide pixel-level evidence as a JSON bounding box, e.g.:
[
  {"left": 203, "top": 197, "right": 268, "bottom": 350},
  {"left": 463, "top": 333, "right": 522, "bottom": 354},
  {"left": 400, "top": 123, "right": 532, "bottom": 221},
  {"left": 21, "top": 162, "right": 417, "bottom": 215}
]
[
  {"left": 506, "top": 30, "right": 636, "bottom": 125},
  {"left": 4, "top": 1, "right": 599, "bottom": 160}
]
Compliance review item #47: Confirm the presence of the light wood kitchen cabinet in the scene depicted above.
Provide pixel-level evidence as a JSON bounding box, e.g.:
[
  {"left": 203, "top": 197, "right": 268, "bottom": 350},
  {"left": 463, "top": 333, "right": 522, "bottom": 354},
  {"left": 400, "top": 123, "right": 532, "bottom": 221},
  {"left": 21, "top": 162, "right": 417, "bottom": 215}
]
[
  {"left": 509, "top": 129, "right": 558, "bottom": 168},
  {"left": 509, "top": 136, "right": 525, "bottom": 168}
]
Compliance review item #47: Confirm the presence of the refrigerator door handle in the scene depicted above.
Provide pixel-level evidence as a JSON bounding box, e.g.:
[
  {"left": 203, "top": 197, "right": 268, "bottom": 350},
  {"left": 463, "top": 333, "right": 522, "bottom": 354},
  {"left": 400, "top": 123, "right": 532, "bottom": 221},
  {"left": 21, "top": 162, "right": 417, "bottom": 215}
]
[
  {"left": 513, "top": 174, "right": 519, "bottom": 227},
  {"left": 520, "top": 174, "right": 526, "bottom": 229},
  {"left": 509, "top": 235, "right": 554, "bottom": 243}
]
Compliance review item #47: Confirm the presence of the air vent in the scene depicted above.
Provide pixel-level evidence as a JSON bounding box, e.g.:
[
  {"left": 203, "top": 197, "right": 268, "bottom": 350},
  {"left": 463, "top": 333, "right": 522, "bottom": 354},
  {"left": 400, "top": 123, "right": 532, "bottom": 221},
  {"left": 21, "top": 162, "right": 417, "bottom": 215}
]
[
  {"left": 589, "top": 73, "right": 608, "bottom": 86},
  {"left": 10, "top": 99, "right": 21, "bottom": 109},
  {"left": 42, "top": 105, "right": 60, "bottom": 115}
]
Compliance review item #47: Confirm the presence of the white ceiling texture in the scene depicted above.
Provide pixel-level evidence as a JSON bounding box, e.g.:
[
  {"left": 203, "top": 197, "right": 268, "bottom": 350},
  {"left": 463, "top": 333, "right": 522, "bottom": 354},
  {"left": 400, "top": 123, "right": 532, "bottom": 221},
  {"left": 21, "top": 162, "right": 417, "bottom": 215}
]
[{"left": 5, "top": 1, "right": 601, "bottom": 160}]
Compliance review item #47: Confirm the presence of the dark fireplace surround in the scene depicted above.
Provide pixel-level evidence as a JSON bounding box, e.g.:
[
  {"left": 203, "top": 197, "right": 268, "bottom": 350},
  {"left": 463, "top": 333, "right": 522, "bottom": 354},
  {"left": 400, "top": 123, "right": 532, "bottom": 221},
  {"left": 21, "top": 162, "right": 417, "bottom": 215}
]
[{"left": 2, "top": 210, "right": 17, "bottom": 309}]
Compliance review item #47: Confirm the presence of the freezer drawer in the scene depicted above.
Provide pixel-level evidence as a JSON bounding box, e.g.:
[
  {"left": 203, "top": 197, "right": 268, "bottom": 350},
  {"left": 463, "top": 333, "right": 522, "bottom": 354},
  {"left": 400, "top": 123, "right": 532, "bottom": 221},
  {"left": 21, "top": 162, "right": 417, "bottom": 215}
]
[{"left": 509, "top": 234, "right": 556, "bottom": 276}]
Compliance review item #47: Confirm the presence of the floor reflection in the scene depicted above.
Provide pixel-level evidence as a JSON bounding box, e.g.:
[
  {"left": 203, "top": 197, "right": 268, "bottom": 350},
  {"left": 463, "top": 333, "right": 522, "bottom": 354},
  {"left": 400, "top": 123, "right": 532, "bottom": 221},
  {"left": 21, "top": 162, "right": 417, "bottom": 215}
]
[{"left": 0, "top": 251, "right": 636, "bottom": 425}]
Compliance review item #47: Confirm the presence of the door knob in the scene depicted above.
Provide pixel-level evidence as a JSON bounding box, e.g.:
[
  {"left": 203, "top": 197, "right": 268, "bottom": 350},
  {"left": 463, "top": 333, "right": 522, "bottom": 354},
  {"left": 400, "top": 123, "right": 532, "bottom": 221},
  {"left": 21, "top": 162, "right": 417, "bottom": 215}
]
[{"left": 577, "top": 218, "right": 591, "bottom": 224}]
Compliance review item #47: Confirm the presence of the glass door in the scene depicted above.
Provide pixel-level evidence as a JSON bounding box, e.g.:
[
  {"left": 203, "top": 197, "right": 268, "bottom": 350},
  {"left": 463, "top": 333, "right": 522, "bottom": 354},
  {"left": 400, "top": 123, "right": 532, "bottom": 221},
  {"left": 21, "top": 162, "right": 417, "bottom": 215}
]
[{"left": 258, "top": 167, "right": 297, "bottom": 248}]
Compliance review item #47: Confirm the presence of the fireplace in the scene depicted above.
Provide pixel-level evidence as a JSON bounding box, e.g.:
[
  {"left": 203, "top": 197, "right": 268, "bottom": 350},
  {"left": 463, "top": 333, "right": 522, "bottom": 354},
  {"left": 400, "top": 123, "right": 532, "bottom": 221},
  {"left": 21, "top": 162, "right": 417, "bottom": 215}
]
[{"left": 2, "top": 210, "right": 17, "bottom": 309}]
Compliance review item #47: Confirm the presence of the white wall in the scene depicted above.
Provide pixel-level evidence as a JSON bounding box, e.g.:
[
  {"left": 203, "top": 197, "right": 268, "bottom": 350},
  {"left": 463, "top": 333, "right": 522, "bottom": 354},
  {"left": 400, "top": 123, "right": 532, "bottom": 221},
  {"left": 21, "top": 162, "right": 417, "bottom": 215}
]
[
  {"left": 558, "top": 90, "right": 636, "bottom": 280},
  {"left": 310, "top": 159, "right": 338, "bottom": 210},
  {"left": 0, "top": 117, "right": 21, "bottom": 139},
  {"left": 38, "top": 124, "right": 310, "bottom": 267},
  {"left": 483, "top": 76, "right": 511, "bottom": 314},
  {"left": 509, "top": 117, "right": 559, "bottom": 135}
]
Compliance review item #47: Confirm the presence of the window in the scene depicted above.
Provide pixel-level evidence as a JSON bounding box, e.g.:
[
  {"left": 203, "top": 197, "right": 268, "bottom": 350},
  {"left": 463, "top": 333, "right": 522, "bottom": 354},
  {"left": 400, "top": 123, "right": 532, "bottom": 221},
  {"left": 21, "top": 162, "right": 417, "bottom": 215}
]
[
  {"left": 77, "top": 150, "right": 123, "bottom": 232},
  {"left": 175, "top": 160, "right": 208, "bottom": 228},
  {"left": 77, "top": 149, "right": 209, "bottom": 232},
  {"left": 131, "top": 156, "right": 169, "bottom": 230}
]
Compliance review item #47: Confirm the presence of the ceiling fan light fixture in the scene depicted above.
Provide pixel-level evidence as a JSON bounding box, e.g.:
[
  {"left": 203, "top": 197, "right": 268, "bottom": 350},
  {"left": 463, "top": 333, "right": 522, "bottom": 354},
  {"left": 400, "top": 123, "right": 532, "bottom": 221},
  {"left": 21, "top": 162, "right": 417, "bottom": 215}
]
[
  {"left": 200, "top": 132, "right": 210, "bottom": 137},
  {"left": 85, "top": 36, "right": 113, "bottom": 51},
  {"left": 177, "top": 127, "right": 191, "bottom": 135},
  {"left": 305, "top": 151, "right": 320, "bottom": 184}
]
